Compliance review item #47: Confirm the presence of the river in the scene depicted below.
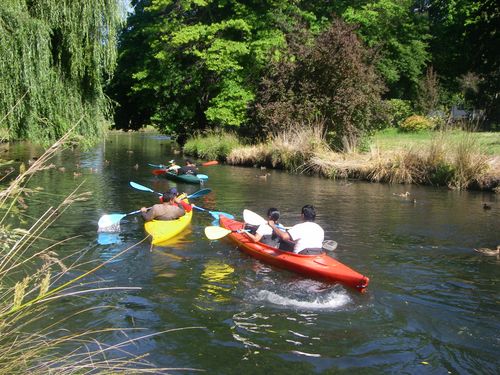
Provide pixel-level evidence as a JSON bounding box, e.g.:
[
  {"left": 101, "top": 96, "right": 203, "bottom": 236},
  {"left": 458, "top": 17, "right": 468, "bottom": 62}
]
[{"left": 4, "top": 132, "right": 499, "bottom": 374}]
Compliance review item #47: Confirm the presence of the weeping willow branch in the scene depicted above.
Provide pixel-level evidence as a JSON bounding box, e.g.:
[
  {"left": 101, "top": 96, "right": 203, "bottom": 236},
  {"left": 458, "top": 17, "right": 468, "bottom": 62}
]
[{"left": 0, "top": 1, "right": 123, "bottom": 145}]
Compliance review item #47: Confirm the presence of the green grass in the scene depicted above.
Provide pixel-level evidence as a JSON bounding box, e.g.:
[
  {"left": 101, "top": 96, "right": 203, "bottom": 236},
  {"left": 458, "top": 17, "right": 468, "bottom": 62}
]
[{"left": 370, "top": 128, "right": 500, "bottom": 155}]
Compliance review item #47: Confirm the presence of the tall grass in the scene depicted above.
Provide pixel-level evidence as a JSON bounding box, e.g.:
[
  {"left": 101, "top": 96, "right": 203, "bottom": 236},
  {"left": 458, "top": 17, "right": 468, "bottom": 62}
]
[
  {"left": 227, "top": 121, "right": 330, "bottom": 171},
  {"left": 0, "top": 129, "right": 202, "bottom": 373}
]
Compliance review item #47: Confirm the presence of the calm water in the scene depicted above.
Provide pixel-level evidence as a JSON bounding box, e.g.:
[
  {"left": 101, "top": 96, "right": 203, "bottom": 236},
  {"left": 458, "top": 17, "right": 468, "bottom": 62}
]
[{"left": 4, "top": 132, "right": 499, "bottom": 374}]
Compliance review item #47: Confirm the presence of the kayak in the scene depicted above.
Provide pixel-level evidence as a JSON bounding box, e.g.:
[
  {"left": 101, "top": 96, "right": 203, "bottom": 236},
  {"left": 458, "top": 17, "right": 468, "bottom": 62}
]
[
  {"left": 144, "top": 204, "right": 193, "bottom": 245},
  {"left": 219, "top": 216, "right": 370, "bottom": 293},
  {"left": 163, "top": 171, "right": 207, "bottom": 184}
]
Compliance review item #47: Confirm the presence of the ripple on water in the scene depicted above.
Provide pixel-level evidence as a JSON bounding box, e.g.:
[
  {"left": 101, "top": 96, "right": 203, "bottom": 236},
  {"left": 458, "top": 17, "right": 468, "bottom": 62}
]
[{"left": 247, "top": 279, "right": 352, "bottom": 311}]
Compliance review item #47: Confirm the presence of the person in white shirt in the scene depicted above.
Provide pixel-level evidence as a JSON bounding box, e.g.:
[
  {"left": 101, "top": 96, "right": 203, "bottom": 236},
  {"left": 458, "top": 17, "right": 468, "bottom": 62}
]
[
  {"left": 268, "top": 205, "right": 324, "bottom": 255},
  {"left": 244, "top": 208, "right": 281, "bottom": 248}
]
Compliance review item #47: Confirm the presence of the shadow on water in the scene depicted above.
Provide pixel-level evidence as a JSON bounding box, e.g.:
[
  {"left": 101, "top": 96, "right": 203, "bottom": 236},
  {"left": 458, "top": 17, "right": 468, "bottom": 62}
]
[{"left": 5, "top": 132, "right": 499, "bottom": 374}]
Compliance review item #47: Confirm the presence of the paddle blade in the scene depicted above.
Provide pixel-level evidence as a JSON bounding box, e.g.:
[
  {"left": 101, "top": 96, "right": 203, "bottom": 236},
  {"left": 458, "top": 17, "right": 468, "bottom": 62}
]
[
  {"left": 202, "top": 161, "right": 218, "bottom": 166},
  {"left": 322, "top": 240, "right": 338, "bottom": 251},
  {"left": 98, "top": 214, "right": 126, "bottom": 232},
  {"left": 130, "top": 181, "right": 156, "bottom": 193},
  {"left": 210, "top": 211, "right": 235, "bottom": 220},
  {"left": 243, "top": 209, "right": 266, "bottom": 226},
  {"left": 204, "top": 226, "right": 232, "bottom": 240},
  {"left": 188, "top": 188, "right": 212, "bottom": 199}
]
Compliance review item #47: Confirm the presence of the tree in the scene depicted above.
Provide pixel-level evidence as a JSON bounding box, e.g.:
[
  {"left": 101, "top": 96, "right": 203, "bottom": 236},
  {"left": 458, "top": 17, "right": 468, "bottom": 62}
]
[
  {"left": 108, "top": 0, "right": 323, "bottom": 143},
  {"left": 426, "top": 0, "right": 500, "bottom": 128},
  {"left": 343, "top": 0, "right": 430, "bottom": 99},
  {"left": 252, "top": 18, "right": 387, "bottom": 151},
  {"left": 0, "top": 1, "right": 123, "bottom": 144}
]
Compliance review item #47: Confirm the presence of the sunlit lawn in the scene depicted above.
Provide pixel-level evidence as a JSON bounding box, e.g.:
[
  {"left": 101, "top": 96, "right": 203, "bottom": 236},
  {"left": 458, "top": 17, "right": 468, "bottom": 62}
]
[{"left": 370, "top": 128, "right": 500, "bottom": 155}]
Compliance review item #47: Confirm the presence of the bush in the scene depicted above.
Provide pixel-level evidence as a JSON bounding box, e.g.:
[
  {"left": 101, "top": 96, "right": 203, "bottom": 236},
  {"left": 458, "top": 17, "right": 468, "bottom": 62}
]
[
  {"left": 183, "top": 131, "right": 242, "bottom": 161},
  {"left": 400, "top": 115, "right": 435, "bottom": 132},
  {"left": 387, "top": 99, "right": 413, "bottom": 128}
]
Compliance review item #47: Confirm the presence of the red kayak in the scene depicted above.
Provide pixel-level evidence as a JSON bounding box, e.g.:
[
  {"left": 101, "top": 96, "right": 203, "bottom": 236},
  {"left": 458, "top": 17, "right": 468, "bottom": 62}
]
[{"left": 219, "top": 216, "right": 369, "bottom": 293}]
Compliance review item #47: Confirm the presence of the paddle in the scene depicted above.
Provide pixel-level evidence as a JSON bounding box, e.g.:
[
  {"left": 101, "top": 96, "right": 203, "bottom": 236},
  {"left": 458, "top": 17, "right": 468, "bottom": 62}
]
[
  {"left": 148, "top": 160, "right": 175, "bottom": 168},
  {"left": 152, "top": 169, "right": 209, "bottom": 181},
  {"left": 243, "top": 209, "right": 288, "bottom": 230},
  {"left": 204, "top": 226, "right": 246, "bottom": 240},
  {"left": 98, "top": 207, "right": 151, "bottom": 232},
  {"left": 202, "top": 160, "right": 218, "bottom": 166},
  {"left": 129, "top": 181, "right": 212, "bottom": 199},
  {"left": 129, "top": 181, "right": 232, "bottom": 219},
  {"left": 192, "top": 205, "right": 234, "bottom": 220}
]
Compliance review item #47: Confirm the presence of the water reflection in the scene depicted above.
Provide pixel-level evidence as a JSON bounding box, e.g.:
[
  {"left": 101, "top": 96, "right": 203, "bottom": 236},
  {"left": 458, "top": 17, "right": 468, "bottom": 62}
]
[{"left": 196, "top": 260, "right": 236, "bottom": 307}]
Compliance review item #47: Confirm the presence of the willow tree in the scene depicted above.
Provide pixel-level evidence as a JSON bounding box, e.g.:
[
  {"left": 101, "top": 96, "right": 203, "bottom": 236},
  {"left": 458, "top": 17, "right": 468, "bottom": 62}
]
[{"left": 0, "top": 0, "right": 123, "bottom": 144}]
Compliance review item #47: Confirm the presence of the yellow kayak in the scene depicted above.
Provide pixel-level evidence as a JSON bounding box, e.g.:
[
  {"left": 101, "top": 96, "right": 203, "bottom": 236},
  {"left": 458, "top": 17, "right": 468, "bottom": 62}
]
[{"left": 144, "top": 201, "right": 193, "bottom": 245}]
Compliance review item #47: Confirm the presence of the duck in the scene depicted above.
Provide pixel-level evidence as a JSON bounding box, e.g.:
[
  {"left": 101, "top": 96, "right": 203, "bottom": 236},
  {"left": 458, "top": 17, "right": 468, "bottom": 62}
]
[
  {"left": 73, "top": 172, "right": 82, "bottom": 178},
  {"left": 393, "top": 191, "right": 410, "bottom": 197},
  {"left": 257, "top": 173, "right": 271, "bottom": 179},
  {"left": 474, "top": 245, "right": 500, "bottom": 256},
  {"left": 482, "top": 203, "right": 491, "bottom": 210}
]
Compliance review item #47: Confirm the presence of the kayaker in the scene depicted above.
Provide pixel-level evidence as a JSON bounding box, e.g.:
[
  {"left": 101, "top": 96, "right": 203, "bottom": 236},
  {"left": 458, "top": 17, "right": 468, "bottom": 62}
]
[
  {"left": 167, "top": 187, "right": 192, "bottom": 213},
  {"left": 140, "top": 191, "right": 186, "bottom": 221},
  {"left": 167, "top": 160, "right": 181, "bottom": 172},
  {"left": 268, "top": 205, "right": 325, "bottom": 255},
  {"left": 177, "top": 159, "right": 199, "bottom": 175},
  {"left": 244, "top": 207, "right": 281, "bottom": 248}
]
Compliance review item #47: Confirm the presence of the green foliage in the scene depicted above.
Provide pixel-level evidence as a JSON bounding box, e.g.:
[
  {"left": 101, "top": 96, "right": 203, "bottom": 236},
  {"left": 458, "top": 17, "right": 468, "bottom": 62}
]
[
  {"left": 387, "top": 99, "right": 414, "bottom": 127},
  {"left": 110, "top": 0, "right": 317, "bottom": 140},
  {"left": 343, "top": 0, "right": 430, "bottom": 98},
  {"left": 400, "top": 115, "right": 435, "bottom": 132},
  {"left": 428, "top": 0, "right": 500, "bottom": 129},
  {"left": 183, "top": 131, "right": 242, "bottom": 160},
  {"left": 0, "top": 0, "right": 123, "bottom": 144},
  {"left": 252, "top": 18, "right": 387, "bottom": 151}
]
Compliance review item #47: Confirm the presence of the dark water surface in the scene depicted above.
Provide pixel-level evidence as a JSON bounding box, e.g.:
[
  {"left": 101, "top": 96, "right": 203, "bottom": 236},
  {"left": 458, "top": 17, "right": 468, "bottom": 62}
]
[{"left": 5, "top": 132, "right": 499, "bottom": 374}]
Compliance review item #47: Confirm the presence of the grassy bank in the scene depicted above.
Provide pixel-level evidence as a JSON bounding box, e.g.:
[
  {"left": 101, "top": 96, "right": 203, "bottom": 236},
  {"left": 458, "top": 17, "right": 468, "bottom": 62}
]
[
  {"left": 371, "top": 128, "right": 500, "bottom": 155},
  {"left": 183, "top": 128, "right": 500, "bottom": 191}
]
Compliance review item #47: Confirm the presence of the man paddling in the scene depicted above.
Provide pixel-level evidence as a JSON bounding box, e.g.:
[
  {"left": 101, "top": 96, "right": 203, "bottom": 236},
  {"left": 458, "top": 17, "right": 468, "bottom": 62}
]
[
  {"left": 141, "top": 191, "right": 189, "bottom": 221},
  {"left": 268, "top": 205, "right": 324, "bottom": 255}
]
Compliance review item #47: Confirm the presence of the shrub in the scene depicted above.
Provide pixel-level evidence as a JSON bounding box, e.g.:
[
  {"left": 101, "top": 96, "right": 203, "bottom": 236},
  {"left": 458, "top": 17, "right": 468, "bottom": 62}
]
[
  {"left": 400, "top": 115, "right": 435, "bottom": 132},
  {"left": 387, "top": 99, "right": 413, "bottom": 128},
  {"left": 183, "top": 131, "right": 242, "bottom": 161}
]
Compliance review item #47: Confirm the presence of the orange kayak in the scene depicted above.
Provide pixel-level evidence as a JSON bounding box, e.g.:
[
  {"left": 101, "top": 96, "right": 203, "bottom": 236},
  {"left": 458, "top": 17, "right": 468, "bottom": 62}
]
[
  {"left": 219, "top": 216, "right": 369, "bottom": 293},
  {"left": 202, "top": 160, "right": 218, "bottom": 166}
]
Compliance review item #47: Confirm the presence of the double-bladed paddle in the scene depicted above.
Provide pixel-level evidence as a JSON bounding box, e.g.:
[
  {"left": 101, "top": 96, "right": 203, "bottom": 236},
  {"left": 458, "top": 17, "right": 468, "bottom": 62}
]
[
  {"left": 129, "top": 181, "right": 212, "bottom": 199},
  {"left": 98, "top": 207, "right": 151, "bottom": 232},
  {"left": 97, "top": 184, "right": 213, "bottom": 232},
  {"left": 129, "top": 181, "right": 233, "bottom": 220}
]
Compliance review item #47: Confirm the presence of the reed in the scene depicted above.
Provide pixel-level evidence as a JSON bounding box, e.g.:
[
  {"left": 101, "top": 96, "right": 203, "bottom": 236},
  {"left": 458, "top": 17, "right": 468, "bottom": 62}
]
[
  {"left": 1, "top": 131, "right": 202, "bottom": 373},
  {"left": 449, "top": 131, "right": 489, "bottom": 189}
]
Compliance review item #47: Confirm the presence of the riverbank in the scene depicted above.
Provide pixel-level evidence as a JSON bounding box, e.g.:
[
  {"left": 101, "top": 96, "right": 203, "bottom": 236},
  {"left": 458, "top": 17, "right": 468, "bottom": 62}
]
[{"left": 183, "top": 129, "right": 500, "bottom": 192}]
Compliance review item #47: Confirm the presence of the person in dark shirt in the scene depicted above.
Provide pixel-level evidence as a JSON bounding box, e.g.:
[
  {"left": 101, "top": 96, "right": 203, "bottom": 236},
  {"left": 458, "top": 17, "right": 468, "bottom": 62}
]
[{"left": 177, "top": 159, "right": 199, "bottom": 175}]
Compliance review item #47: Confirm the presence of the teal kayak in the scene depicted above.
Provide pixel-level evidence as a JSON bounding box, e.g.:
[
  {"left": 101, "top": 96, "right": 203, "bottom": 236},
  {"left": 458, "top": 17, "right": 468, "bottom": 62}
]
[{"left": 163, "top": 171, "right": 207, "bottom": 184}]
